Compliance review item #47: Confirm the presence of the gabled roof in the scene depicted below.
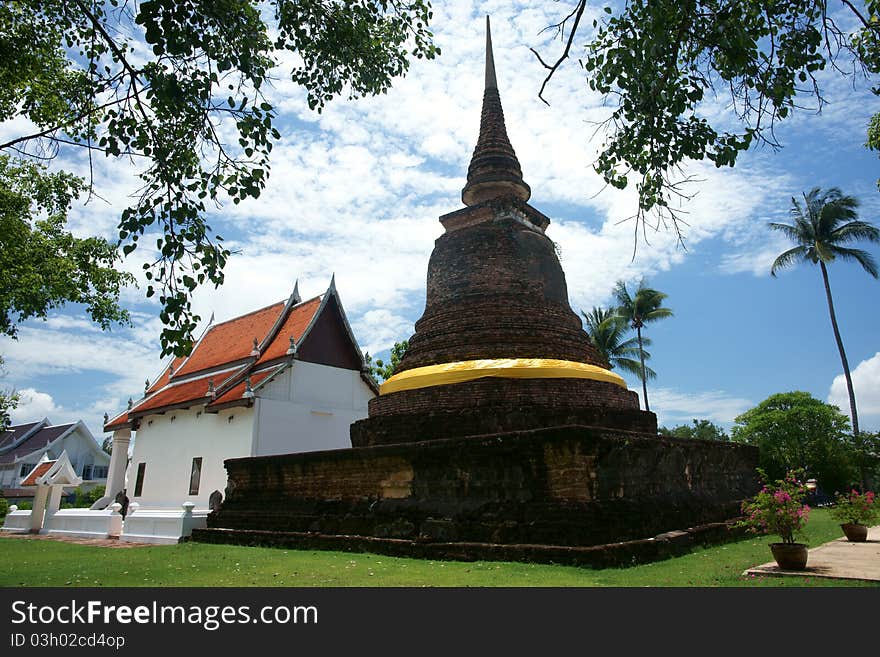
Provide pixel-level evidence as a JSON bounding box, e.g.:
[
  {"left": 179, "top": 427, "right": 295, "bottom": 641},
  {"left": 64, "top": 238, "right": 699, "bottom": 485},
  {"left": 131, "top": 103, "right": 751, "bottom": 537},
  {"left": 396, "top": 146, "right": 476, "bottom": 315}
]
[
  {"left": 20, "top": 460, "right": 55, "bottom": 486},
  {"left": 104, "top": 279, "right": 371, "bottom": 431},
  {"left": 174, "top": 301, "right": 286, "bottom": 377},
  {"left": 0, "top": 419, "right": 48, "bottom": 451},
  {"left": 22, "top": 451, "right": 82, "bottom": 487},
  {"left": 0, "top": 421, "right": 80, "bottom": 465}
]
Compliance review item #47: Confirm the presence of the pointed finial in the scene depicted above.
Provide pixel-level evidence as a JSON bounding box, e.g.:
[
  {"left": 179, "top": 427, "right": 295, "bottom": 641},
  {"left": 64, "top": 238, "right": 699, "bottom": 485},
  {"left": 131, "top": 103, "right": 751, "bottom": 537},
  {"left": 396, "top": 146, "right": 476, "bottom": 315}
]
[
  {"left": 461, "top": 16, "right": 530, "bottom": 206},
  {"left": 145, "top": 378, "right": 150, "bottom": 393},
  {"left": 251, "top": 337, "right": 260, "bottom": 357},
  {"left": 485, "top": 16, "right": 497, "bottom": 90},
  {"left": 208, "top": 311, "right": 215, "bottom": 324},
  {"left": 127, "top": 397, "right": 133, "bottom": 410},
  {"left": 103, "top": 412, "right": 109, "bottom": 425},
  {"left": 243, "top": 376, "right": 254, "bottom": 399},
  {"left": 291, "top": 279, "right": 301, "bottom": 304},
  {"left": 328, "top": 273, "right": 336, "bottom": 292},
  {"left": 286, "top": 335, "right": 298, "bottom": 356}
]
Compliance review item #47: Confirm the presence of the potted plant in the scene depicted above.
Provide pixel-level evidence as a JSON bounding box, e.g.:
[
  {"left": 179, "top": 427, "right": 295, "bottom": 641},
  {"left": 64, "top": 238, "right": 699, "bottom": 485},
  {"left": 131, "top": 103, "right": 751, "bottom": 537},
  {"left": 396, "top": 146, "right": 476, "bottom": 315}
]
[
  {"left": 829, "top": 490, "right": 877, "bottom": 542},
  {"left": 738, "top": 470, "right": 811, "bottom": 570}
]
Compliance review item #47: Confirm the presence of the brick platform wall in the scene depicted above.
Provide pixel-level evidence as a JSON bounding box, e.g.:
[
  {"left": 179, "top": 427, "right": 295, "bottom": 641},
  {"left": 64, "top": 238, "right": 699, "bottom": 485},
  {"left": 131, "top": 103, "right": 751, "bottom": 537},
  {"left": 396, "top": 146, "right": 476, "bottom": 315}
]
[{"left": 211, "top": 426, "right": 759, "bottom": 548}]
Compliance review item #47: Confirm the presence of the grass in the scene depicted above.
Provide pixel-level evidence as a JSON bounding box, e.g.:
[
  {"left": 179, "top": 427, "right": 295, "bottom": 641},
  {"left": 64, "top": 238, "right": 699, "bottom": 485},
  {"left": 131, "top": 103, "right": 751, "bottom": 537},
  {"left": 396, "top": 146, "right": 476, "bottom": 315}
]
[{"left": 0, "top": 508, "right": 875, "bottom": 587}]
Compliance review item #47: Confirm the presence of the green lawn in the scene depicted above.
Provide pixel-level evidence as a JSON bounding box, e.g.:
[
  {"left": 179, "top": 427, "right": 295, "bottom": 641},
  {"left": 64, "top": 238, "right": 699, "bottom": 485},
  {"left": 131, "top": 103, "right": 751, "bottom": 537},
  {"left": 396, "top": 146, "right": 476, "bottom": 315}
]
[{"left": 0, "top": 508, "right": 874, "bottom": 587}]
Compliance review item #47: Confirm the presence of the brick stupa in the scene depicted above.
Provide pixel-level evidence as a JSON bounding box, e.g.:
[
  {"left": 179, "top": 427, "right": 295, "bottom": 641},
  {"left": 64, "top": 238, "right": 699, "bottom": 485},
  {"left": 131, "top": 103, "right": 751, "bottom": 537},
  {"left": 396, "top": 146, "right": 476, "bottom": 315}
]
[
  {"left": 196, "top": 19, "right": 759, "bottom": 566},
  {"left": 351, "top": 18, "right": 654, "bottom": 448}
]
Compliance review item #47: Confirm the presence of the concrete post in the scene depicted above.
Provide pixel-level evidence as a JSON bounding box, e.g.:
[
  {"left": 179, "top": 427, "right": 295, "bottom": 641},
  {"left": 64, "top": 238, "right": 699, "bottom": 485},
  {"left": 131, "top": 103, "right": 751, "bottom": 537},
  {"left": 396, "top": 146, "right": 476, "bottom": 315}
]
[
  {"left": 90, "top": 428, "right": 131, "bottom": 510},
  {"left": 29, "top": 486, "right": 49, "bottom": 533},
  {"left": 106, "top": 428, "right": 131, "bottom": 499},
  {"left": 46, "top": 485, "right": 64, "bottom": 515}
]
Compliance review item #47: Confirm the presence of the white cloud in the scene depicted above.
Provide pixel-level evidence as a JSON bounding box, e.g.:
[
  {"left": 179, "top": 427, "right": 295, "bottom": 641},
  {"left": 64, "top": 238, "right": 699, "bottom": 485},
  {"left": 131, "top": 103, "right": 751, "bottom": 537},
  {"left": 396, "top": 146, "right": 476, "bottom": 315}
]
[
  {"left": 828, "top": 352, "right": 880, "bottom": 430},
  {"left": 11, "top": 388, "right": 60, "bottom": 423},
  {"left": 352, "top": 310, "right": 414, "bottom": 357},
  {"left": 650, "top": 388, "right": 754, "bottom": 427},
  {"left": 10, "top": 387, "right": 111, "bottom": 441}
]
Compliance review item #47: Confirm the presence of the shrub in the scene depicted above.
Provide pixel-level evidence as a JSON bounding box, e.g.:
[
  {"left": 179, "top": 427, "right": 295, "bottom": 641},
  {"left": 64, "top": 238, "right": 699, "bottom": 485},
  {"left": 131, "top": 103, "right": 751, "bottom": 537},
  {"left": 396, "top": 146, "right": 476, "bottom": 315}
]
[
  {"left": 738, "top": 470, "right": 811, "bottom": 544},
  {"left": 829, "top": 490, "right": 879, "bottom": 526}
]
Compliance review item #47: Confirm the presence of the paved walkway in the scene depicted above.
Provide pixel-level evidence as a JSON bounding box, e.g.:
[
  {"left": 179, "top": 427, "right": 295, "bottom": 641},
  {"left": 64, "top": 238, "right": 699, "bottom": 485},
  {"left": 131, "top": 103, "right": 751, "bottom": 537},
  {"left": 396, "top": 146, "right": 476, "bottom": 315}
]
[
  {"left": 0, "top": 532, "right": 150, "bottom": 548},
  {"left": 744, "top": 525, "right": 880, "bottom": 582}
]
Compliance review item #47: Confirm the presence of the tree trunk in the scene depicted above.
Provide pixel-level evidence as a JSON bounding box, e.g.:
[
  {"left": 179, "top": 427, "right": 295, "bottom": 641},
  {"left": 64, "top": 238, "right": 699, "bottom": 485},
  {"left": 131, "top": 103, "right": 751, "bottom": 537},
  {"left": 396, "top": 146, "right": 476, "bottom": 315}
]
[
  {"left": 637, "top": 325, "right": 650, "bottom": 412},
  {"left": 820, "top": 261, "right": 863, "bottom": 486}
]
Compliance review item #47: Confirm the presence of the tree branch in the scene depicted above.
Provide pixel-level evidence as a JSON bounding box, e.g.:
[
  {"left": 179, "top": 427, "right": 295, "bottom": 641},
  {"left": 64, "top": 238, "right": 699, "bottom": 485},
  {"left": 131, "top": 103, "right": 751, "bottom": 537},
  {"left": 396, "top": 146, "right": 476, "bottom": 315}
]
[{"left": 530, "top": 0, "right": 587, "bottom": 106}]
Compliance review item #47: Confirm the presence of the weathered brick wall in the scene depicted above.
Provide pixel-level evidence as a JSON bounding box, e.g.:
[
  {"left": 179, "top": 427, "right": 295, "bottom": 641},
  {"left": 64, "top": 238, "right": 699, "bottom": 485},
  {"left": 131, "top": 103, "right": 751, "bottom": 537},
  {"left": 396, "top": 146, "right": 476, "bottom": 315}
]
[
  {"left": 353, "top": 377, "right": 653, "bottom": 446},
  {"left": 211, "top": 426, "right": 759, "bottom": 548}
]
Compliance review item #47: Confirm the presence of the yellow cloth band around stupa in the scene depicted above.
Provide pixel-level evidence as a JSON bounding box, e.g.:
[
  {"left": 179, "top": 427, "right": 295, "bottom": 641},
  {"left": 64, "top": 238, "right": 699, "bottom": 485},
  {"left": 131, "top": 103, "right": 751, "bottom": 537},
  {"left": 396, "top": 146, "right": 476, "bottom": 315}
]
[{"left": 379, "top": 358, "right": 627, "bottom": 395}]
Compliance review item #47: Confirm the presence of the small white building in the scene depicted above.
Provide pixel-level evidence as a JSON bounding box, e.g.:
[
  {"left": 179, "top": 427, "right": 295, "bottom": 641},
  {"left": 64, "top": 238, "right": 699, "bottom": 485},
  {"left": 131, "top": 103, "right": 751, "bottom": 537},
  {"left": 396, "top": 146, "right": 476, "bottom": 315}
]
[
  {"left": 102, "top": 279, "right": 376, "bottom": 526},
  {"left": 0, "top": 418, "right": 109, "bottom": 499}
]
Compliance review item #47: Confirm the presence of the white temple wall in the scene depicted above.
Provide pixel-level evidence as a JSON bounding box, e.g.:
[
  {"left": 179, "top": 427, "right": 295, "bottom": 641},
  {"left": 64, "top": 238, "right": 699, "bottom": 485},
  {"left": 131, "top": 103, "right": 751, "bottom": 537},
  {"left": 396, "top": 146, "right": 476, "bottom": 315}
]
[
  {"left": 128, "top": 406, "right": 253, "bottom": 509},
  {"left": 252, "top": 362, "right": 372, "bottom": 456}
]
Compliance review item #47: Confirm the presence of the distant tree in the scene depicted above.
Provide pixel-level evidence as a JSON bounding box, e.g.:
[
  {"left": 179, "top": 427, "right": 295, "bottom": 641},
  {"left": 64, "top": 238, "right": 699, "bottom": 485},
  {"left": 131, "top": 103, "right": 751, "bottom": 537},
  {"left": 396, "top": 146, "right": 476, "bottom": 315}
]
[
  {"left": 659, "top": 419, "right": 729, "bottom": 441},
  {"left": 770, "top": 187, "right": 879, "bottom": 485},
  {"left": 1, "top": 1, "right": 438, "bottom": 356},
  {"left": 582, "top": 306, "right": 654, "bottom": 379},
  {"left": 613, "top": 280, "right": 672, "bottom": 412},
  {"left": 0, "top": 356, "right": 19, "bottom": 431},
  {"left": 731, "top": 391, "right": 858, "bottom": 494},
  {"left": 533, "top": 1, "right": 880, "bottom": 234},
  {"left": 101, "top": 436, "right": 113, "bottom": 455},
  {"left": 0, "top": 155, "right": 133, "bottom": 339},
  {"left": 372, "top": 340, "right": 408, "bottom": 382}
]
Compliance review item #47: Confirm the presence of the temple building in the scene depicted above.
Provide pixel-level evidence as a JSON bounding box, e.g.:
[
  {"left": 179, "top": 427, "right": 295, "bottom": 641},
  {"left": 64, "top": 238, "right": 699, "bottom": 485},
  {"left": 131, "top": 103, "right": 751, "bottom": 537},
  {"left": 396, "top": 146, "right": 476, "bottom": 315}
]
[
  {"left": 197, "top": 19, "right": 759, "bottom": 565},
  {"left": 98, "top": 278, "right": 375, "bottom": 542},
  {"left": 0, "top": 418, "right": 109, "bottom": 501}
]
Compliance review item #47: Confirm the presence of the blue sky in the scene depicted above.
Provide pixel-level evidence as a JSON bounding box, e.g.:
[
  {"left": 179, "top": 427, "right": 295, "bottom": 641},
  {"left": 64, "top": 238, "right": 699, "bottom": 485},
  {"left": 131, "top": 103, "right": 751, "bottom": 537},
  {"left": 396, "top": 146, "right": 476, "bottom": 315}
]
[{"left": 2, "top": 1, "right": 879, "bottom": 438}]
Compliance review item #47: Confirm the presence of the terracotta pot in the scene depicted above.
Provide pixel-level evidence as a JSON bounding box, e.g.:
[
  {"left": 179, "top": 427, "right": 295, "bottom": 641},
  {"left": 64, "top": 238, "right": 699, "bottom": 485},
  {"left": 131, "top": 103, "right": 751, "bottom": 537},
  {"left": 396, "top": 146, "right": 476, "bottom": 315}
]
[
  {"left": 769, "top": 542, "right": 808, "bottom": 570},
  {"left": 840, "top": 523, "right": 868, "bottom": 542}
]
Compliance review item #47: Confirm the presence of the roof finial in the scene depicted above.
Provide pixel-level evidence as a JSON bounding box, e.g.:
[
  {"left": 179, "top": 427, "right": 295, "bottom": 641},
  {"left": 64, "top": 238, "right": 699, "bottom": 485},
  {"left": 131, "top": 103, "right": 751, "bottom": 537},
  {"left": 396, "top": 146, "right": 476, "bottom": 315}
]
[
  {"left": 461, "top": 16, "right": 531, "bottom": 207},
  {"left": 127, "top": 397, "right": 133, "bottom": 410},
  {"left": 485, "top": 15, "right": 497, "bottom": 91},
  {"left": 291, "top": 279, "right": 301, "bottom": 305},
  {"left": 251, "top": 337, "right": 260, "bottom": 357},
  {"left": 103, "top": 412, "right": 109, "bottom": 425},
  {"left": 207, "top": 378, "right": 215, "bottom": 399},
  {"left": 144, "top": 378, "right": 150, "bottom": 393},
  {"left": 243, "top": 376, "right": 254, "bottom": 399},
  {"left": 286, "top": 335, "right": 298, "bottom": 357}
]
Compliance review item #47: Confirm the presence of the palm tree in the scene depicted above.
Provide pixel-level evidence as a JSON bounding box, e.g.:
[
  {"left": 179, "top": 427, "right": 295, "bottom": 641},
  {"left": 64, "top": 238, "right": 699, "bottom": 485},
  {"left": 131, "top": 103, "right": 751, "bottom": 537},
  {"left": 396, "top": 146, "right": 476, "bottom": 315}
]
[
  {"left": 613, "top": 280, "right": 673, "bottom": 412},
  {"left": 770, "top": 187, "right": 880, "bottom": 448},
  {"left": 582, "top": 306, "right": 656, "bottom": 380}
]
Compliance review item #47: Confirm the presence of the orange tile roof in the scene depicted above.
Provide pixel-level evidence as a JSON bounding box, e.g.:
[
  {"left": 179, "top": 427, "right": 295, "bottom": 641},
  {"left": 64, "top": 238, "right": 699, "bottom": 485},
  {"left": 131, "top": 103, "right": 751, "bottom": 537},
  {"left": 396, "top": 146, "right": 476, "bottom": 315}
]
[
  {"left": 174, "top": 301, "right": 285, "bottom": 377},
  {"left": 146, "top": 358, "right": 183, "bottom": 394},
  {"left": 208, "top": 369, "right": 276, "bottom": 407},
  {"left": 21, "top": 461, "right": 55, "bottom": 486},
  {"left": 103, "top": 290, "right": 330, "bottom": 428},
  {"left": 256, "top": 296, "right": 322, "bottom": 365},
  {"left": 132, "top": 378, "right": 214, "bottom": 415},
  {"left": 104, "top": 412, "right": 130, "bottom": 431}
]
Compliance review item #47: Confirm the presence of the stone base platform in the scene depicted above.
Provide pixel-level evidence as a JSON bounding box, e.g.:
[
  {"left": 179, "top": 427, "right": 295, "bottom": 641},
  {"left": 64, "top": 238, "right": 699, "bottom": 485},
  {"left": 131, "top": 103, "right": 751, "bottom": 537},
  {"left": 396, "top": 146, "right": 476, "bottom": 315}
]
[
  {"left": 193, "top": 520, "right": 748, "bottom": 569},
  {"left": 197, "top": 425, "right": 759, "bottom": 564}
]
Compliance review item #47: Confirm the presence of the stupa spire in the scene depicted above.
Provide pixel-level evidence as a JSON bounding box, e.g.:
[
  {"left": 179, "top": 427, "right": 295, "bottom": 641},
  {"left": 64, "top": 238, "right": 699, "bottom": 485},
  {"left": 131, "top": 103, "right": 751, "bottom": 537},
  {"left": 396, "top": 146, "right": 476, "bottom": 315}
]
[{"left": 461, "top": 16, "right": 531, "bottom": 207}]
